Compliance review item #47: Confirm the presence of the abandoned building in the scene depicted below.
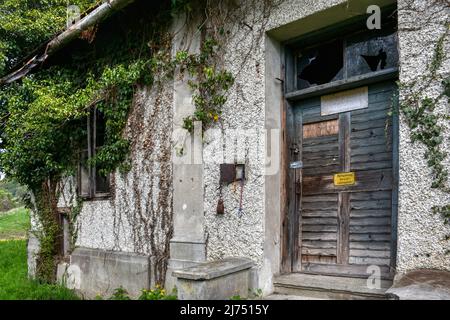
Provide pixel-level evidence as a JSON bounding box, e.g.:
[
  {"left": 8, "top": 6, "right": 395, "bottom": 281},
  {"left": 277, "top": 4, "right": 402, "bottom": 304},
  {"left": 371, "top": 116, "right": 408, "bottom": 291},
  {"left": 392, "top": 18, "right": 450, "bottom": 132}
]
[{"left": 1, "top": 0, "right": 449, "bottom": 299}]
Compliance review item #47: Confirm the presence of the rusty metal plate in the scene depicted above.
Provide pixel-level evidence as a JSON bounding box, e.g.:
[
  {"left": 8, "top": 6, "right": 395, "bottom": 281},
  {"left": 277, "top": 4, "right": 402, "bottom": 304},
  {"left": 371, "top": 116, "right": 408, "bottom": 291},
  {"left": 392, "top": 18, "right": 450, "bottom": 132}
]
[
  {"left": 303, "top": 119, "right": 339, "bottom": 139},
  {"left": 220, "top": 164, "right": 236, "bottom": 184}
]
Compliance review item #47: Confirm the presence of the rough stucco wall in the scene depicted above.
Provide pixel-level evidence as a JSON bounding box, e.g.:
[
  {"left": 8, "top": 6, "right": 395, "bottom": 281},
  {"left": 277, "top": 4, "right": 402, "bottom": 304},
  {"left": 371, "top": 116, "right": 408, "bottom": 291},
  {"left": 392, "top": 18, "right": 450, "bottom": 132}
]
[
  {"left": 267, "top": 0, "right": 345, "bottom": 29},
  {"left": 202, "top": 59, "right": 266, "bottom": 265},
  {"left": 396, "top": 0, "right": 450, "bottom": 273},
  {"left": 202, "top": 6, "right": 267, "bottom": 266}
]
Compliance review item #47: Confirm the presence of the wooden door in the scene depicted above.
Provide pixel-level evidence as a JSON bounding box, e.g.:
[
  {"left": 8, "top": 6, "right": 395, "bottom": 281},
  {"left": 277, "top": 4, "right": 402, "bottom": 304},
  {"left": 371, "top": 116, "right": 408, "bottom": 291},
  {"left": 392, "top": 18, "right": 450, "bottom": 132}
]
[{"left": 294, "top": 81, "right": 398, "bottom": 279}]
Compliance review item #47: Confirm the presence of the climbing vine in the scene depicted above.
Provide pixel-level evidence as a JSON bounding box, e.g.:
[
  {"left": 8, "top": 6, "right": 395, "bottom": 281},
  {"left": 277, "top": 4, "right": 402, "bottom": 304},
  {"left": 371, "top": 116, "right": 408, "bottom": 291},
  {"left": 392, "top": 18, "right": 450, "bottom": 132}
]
[
  {"left": 177, "top": 38, "right": 235, "bottom": 132},
  {"left": 172, "top": 0, "right": 283, "bottom": 133}
]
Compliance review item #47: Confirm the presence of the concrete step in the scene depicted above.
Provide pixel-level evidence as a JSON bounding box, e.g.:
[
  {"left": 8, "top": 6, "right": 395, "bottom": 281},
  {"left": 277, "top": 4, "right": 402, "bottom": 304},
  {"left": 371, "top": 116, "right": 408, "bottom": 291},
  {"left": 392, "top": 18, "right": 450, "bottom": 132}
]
[{"left": 273, "top": 273, "right": 392, "bottom": 300}]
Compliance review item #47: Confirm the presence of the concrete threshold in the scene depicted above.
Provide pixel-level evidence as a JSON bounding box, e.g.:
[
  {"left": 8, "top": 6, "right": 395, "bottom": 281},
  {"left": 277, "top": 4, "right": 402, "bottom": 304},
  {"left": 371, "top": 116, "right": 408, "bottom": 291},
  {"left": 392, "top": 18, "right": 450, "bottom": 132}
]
[{"left": 273, "top": 273, "right": 392, "bottom": 300}]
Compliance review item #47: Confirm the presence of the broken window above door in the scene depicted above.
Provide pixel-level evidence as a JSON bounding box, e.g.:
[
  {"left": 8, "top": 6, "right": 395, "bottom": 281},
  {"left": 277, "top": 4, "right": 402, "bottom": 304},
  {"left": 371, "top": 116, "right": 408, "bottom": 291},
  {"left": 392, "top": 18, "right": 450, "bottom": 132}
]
[
  {"left": 346, "top": 28, "right": 398, "bottom": 78},
  {"left": 295, "top": 24, "right": 398, "bottom": 91},
  {"left": 297, "top": 40, "right": 344, "bottom": 90}
]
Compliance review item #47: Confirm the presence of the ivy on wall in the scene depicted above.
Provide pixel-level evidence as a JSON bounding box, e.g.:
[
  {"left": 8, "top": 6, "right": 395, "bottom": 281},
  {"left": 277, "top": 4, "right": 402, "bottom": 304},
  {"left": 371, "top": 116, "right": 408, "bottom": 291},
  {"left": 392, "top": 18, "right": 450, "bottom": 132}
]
[
  {"left": 177, "top": 38, "right": 234, "bottom": 132},
  {"left": 398, "top": 26, "right": 450, "bottom": 242}
]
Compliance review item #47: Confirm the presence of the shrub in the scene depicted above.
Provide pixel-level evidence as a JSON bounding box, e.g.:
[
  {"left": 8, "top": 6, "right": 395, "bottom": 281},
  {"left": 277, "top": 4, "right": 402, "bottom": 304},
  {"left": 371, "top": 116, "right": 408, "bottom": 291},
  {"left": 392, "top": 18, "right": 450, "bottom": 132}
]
[
  {"left": 106, "top": 285, "right": 178, "bottom": 300},
  {"left": 138, "top": 285, "right": 178, "bottom": 300},
  {"left": 0, "top": 189, "right": 17, "bottom": 212},
  {"left": 108, "top": 287, "right": 131, "bottom": 300}
]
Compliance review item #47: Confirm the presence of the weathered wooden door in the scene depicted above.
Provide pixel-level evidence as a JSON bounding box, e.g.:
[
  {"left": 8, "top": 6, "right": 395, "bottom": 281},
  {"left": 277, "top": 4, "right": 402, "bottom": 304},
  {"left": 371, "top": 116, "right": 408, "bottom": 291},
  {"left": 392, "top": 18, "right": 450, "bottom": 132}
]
[{"left": 293, "top": 81, "right": 397, "bottom": 278}]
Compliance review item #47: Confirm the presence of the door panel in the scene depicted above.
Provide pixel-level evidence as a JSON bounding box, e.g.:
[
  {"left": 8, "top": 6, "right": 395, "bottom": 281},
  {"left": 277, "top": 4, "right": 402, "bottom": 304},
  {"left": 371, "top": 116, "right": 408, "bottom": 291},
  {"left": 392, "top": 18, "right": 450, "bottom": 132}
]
[
  {"left": 294, "top": 81, "right": 397, "bottom": 278},
  {"left": 301, "top": 192, "right": 338, "bottom": 264},
  {"left": 300, "top": 102, "right": 339, "bottom": 265}
]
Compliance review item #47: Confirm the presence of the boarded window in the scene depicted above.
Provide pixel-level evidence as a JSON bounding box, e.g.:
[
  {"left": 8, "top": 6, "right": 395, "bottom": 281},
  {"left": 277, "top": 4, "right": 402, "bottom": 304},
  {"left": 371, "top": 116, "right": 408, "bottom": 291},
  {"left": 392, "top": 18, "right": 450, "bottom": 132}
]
[{"left": 303, "top": 119, "right": 339, "bottom": 139}]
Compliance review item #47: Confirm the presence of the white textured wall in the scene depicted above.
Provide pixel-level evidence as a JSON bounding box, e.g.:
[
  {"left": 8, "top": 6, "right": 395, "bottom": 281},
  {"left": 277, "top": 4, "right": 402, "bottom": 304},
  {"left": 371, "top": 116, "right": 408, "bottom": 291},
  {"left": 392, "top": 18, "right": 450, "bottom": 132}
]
[{"left": 396, "top": 0, "right": 450, "bottom": 273}]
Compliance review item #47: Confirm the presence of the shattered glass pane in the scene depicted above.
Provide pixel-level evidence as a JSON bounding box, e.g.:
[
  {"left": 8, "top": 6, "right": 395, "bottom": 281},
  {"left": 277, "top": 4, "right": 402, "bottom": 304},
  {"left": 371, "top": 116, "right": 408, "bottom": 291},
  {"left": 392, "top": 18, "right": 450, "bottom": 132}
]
[
  {"left": 297, "top": 40, "right": 344, "bottom": 90},
  {"left": 346, "top": 28, "right": 398, "bottom": 77}
]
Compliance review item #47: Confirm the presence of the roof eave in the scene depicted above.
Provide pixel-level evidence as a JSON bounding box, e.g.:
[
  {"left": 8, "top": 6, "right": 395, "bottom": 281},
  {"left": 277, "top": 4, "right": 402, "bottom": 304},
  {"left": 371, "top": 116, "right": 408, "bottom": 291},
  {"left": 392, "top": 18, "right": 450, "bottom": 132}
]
[{"left": 0, "top": 0, "right": 135, "bottom": 85}]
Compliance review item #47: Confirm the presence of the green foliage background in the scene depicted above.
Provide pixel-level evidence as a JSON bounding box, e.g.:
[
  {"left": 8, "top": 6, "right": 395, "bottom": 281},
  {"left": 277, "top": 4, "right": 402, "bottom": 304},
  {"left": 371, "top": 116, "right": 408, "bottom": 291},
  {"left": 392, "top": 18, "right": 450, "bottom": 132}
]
[
  {"left": 0, "top": 207, "right": 30, "bottom": 239},
  {"left": 0, "top": 240, "right": 79, "bottom": 299},
  {"left": 0, "top": 0, "right": 99, "bottom": 76},
  {"left": 0, "top": 0, "right": 172, "bottom": 283},
  {"left": 0, "top": 178, "right": 27, "bottom": 200},
  {"left": 0, "top": 188, "right": 18, "bottom": 212}
]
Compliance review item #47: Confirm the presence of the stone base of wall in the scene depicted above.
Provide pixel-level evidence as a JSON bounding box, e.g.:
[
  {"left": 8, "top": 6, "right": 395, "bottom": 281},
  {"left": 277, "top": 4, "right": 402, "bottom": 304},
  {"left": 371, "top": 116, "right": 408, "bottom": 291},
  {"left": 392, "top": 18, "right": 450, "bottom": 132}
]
[{"left": 57, "top": 247, "right": 152, "bottom": 299}]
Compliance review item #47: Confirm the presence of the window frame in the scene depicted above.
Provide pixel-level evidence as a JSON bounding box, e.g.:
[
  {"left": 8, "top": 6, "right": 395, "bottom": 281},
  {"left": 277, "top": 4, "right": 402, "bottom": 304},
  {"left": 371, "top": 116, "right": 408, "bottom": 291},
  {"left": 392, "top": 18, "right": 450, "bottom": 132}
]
[
  {"left": 77, "top": 107, "right": 111, "bottom": 200},
  {"left": 284, "top": 5, "right": 399, "bottom": 101}
]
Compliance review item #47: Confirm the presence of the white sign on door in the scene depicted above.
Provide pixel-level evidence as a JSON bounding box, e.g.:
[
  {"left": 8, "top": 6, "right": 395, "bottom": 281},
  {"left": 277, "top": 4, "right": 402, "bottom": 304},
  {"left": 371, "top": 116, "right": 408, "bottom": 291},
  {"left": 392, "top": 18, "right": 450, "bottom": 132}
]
[{"left": 321, "top": 86, "right": 368, "bottom": 116}]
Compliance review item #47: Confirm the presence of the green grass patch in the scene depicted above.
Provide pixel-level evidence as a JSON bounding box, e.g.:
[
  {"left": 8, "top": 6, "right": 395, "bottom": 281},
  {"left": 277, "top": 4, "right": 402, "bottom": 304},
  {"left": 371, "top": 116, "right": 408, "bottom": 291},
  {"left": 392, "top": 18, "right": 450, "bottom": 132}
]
[
  {"left": 0, "top": 207, "right": 30, "bottom": 240},
  {"left": 0, "top": 240, "right": 80, "bottom": 300}
]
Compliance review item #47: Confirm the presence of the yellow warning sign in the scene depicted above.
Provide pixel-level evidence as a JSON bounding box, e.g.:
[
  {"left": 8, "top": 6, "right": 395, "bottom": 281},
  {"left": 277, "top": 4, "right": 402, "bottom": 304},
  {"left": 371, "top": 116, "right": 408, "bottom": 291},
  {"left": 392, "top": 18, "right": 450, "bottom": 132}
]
[{"left": 334, "top": 172, "right": 355, "bottom": 186}]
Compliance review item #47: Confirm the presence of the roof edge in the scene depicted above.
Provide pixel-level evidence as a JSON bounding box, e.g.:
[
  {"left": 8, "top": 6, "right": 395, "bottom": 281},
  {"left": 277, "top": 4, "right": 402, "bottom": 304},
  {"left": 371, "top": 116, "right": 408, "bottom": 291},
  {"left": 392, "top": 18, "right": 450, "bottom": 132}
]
[{"left": 0, "top": 0, "right": 135, "bottom": 85}]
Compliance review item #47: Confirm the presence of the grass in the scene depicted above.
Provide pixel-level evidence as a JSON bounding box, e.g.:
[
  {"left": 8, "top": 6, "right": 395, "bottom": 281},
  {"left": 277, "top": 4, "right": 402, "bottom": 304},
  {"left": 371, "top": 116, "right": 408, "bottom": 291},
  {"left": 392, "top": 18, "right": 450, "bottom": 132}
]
[
  {"left": 0, "top": 207, "right": 80, "bottom": 300},
  {"left": 0, "top": 207, "right": 30, "bottom": 240},
  {"left": 0, "top": 240, "right": 80, "bottom": 300}
]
